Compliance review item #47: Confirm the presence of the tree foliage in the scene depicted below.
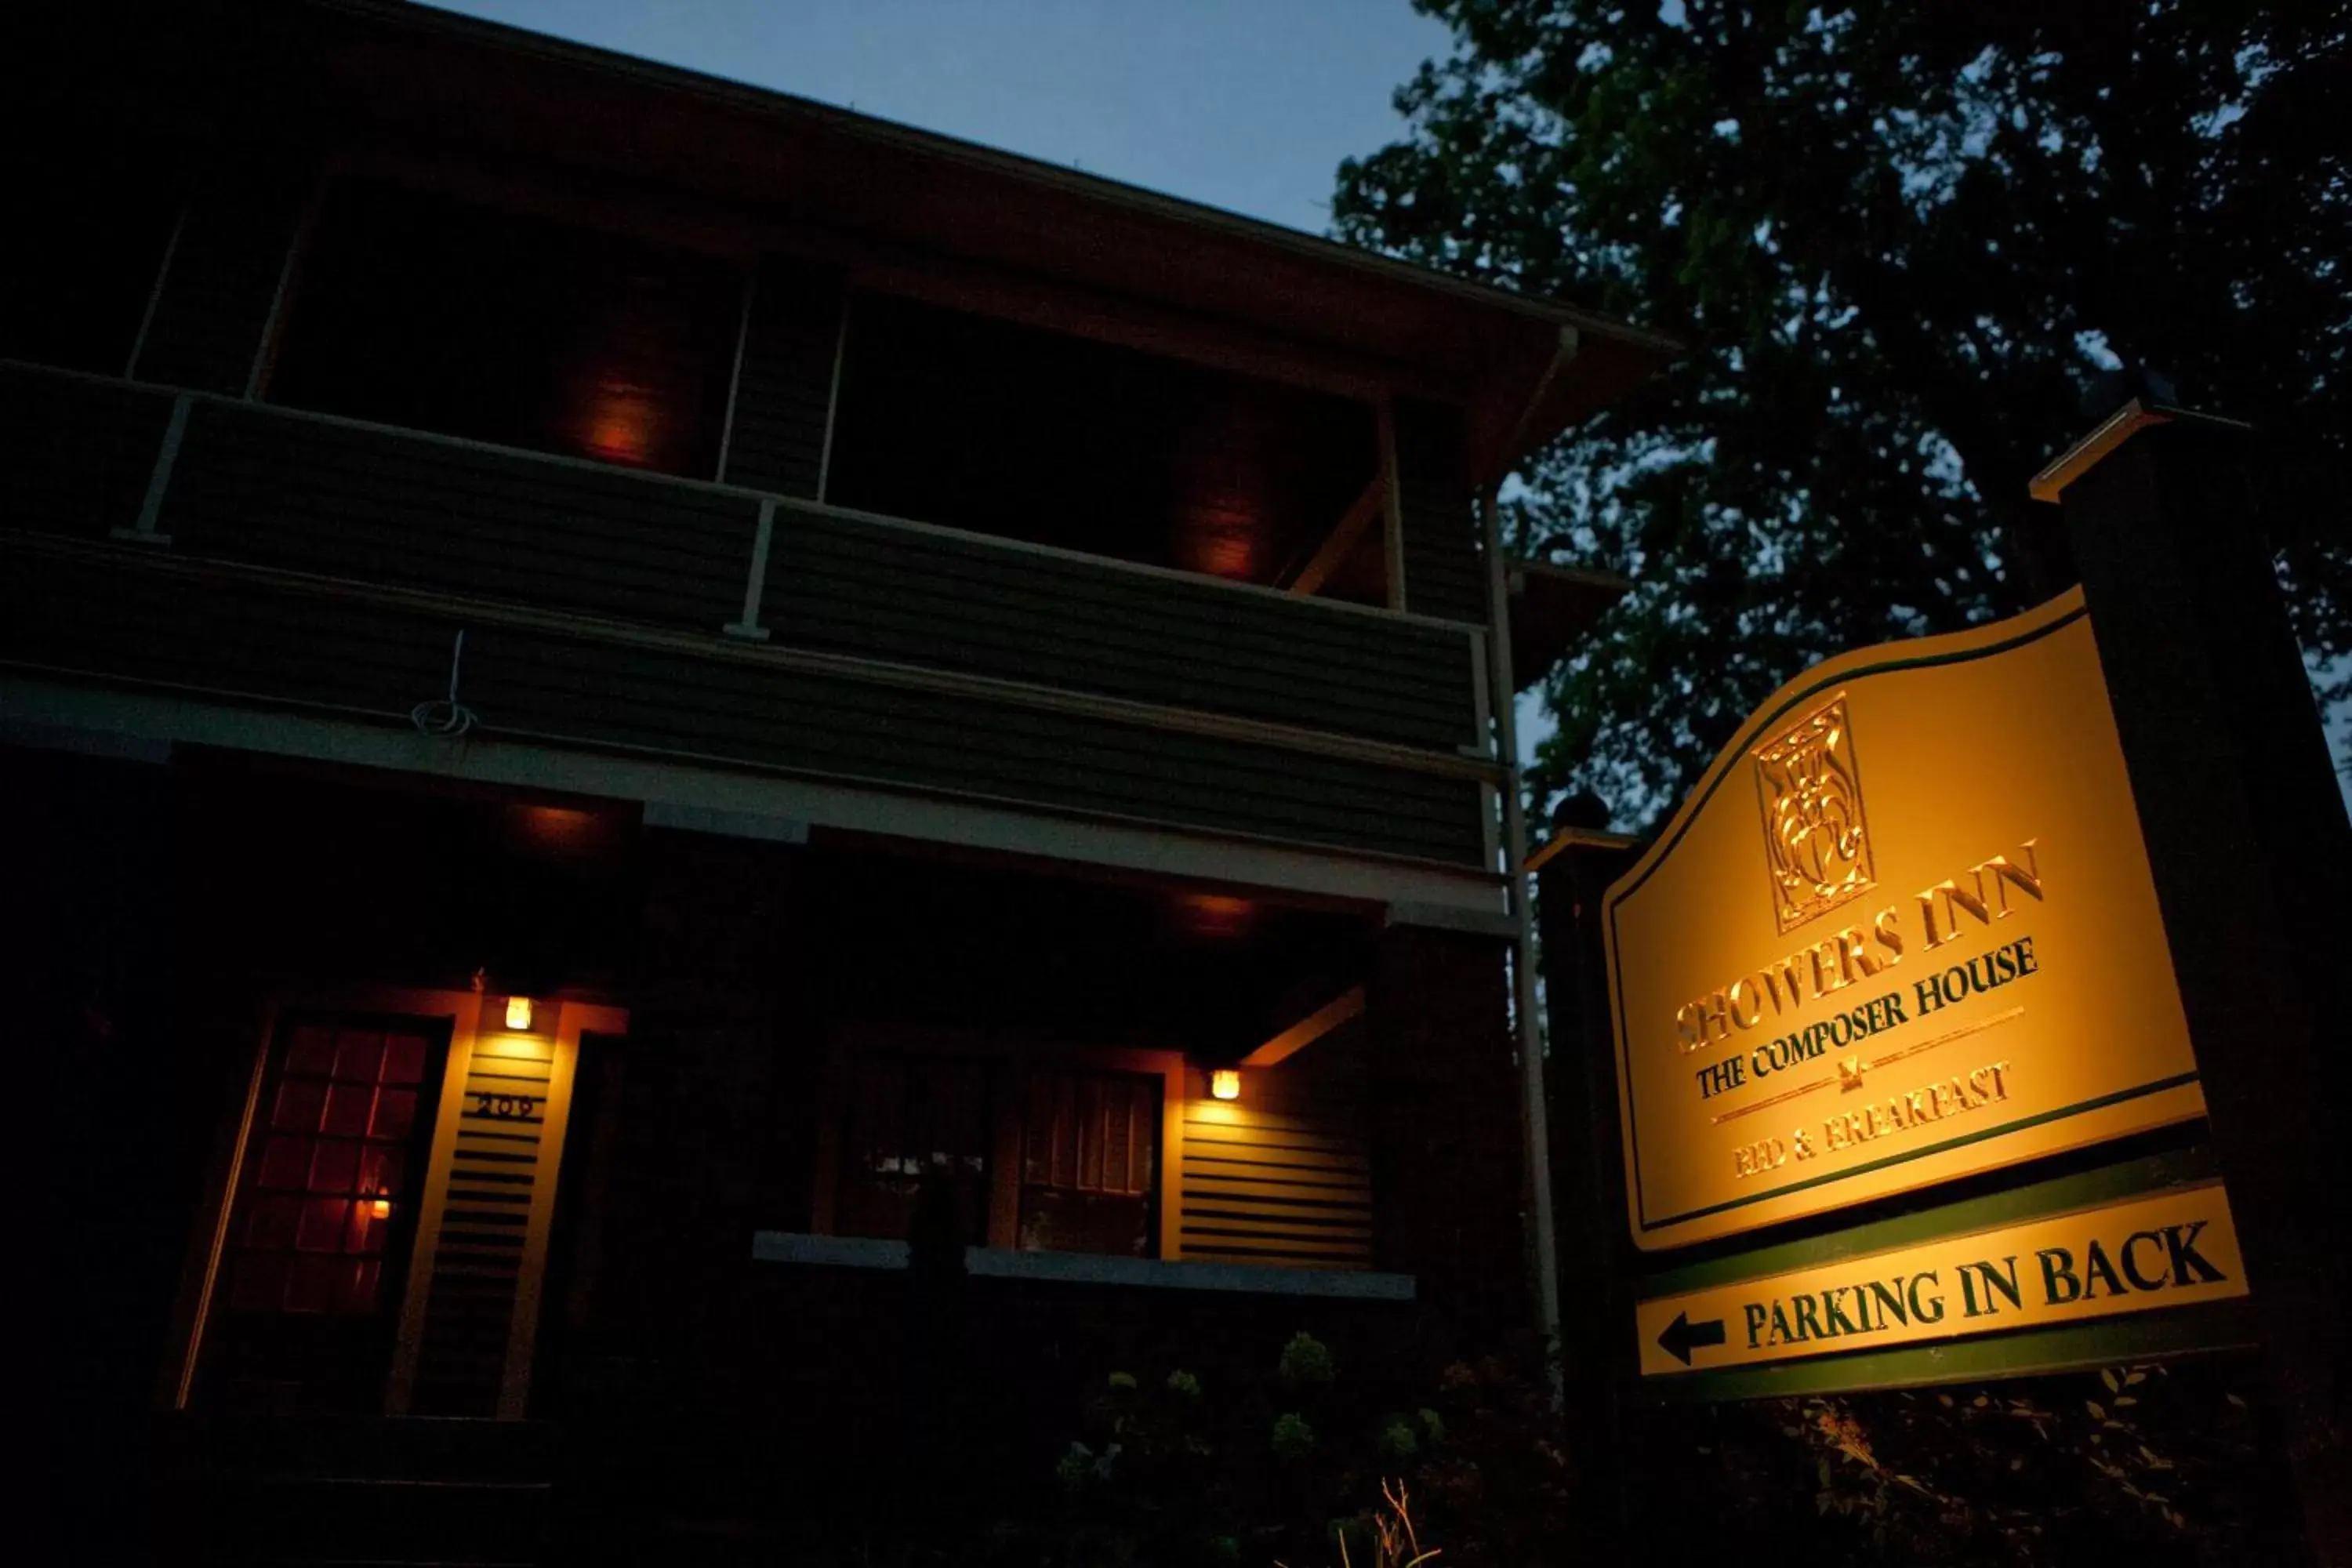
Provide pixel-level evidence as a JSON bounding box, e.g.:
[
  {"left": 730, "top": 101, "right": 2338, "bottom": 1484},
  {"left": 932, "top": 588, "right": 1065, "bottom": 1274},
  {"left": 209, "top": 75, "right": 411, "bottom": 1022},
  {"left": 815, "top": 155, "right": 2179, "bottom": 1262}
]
[
  {"left": 1334, "top": 1, "right": 2350, "bottom": 829},
  {"left": 1675, "top": 1359, "right": 2303, "bottom": 1565}
]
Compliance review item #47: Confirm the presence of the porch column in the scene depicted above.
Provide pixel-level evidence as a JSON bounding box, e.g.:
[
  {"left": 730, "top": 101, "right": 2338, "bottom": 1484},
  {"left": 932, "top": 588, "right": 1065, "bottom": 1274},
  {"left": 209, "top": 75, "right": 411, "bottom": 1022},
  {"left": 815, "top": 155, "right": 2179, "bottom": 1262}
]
[
  {"left": 587, "top": 827, "right": 814, "bottom": 1400},
  {"left": 1363, "top": 924, "right": 1525, "bottom": 1343}
]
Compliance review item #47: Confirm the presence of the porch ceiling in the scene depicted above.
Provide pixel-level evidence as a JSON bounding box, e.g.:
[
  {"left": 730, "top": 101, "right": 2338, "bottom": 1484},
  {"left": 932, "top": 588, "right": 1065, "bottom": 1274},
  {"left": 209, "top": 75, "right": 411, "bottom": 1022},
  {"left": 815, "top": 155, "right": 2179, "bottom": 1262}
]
[{"left": 805, "top": 839, "right": 1375, "bottom": 1060}]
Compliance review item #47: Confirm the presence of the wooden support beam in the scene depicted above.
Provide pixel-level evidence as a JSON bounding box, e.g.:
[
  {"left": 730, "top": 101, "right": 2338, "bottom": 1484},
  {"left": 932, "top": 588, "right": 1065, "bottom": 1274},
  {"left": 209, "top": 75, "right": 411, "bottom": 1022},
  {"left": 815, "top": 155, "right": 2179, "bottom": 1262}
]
[
  {"left": 1240, "top": 985, "right": 1367, "bottom": 1069},
  {"left": 1286, "top": 474, "right": 1387, "bottom": 598}
]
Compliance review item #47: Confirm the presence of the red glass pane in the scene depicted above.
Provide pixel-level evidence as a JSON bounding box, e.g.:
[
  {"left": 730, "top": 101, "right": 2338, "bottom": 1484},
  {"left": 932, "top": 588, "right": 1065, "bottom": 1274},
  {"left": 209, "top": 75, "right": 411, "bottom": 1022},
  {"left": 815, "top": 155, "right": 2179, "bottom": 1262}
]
[
  {"left": 285, "top": 1027, "right": 336, "bottom": 1076},
  {"left": 245, "top": 1194, "right": 301, "bottom": 1250},
  {"left": 230, "top": 1253, "right": 288, "bottom": 1312},
  {"left": 296, "top": 1196, "right": 350, "bottom": 1252},
  {"left": 345, "top": 1197, "right": 392, "bottom": 1255},
  {"left": 371, "top": 1088, "right": 419, "bottom": 1140},
  {"left": 309, "top": 1139, "right": 359, "bottom": 1195},
  {"left": 256, "top": 1135, "right": 314, "bottom": 1191},
  {"left": 285, "top": 1254, "right": 336, "bottom": 1313},
  {"left": 381, "top": 1033, "right": 428, "bottom": 1085},
  {"left": 332, "top": 1031, "right": 385, "bottom": 1083},
  {"left": 337, "top": 1258, "right": 383, "bottom": 1313},
  {"left": 321, "top": 1083, "right": 375, "bottom": 1138},
  {"left": 271, "top": 1079, "right": 328, "bottom": 1133},
  {"left": 356, "top": 1145, "right": 407, "bottom": 1200}
]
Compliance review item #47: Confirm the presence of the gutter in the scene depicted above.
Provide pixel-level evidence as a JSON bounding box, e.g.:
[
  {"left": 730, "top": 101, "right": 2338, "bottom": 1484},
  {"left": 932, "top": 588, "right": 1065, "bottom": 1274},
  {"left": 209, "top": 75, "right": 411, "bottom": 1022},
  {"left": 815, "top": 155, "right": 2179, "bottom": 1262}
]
[{"left": 1479, "top": 329, "right": 1582, "bottom": 1370}]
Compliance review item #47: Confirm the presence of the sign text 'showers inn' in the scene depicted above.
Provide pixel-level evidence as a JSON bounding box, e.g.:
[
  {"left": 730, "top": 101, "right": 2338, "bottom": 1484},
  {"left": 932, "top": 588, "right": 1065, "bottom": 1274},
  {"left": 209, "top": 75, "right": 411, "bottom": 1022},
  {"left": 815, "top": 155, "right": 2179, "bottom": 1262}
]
[{"left": 1604, "top": 588, "right": 2203, "bottom": 1250}]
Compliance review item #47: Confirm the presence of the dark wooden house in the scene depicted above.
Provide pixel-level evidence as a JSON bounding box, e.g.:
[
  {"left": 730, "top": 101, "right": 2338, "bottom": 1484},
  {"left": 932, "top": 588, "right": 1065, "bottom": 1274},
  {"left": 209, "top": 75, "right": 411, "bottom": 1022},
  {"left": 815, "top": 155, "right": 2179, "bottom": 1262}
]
[{"left": 10, "top": 2, "right": 1671, "bottom": 1559}]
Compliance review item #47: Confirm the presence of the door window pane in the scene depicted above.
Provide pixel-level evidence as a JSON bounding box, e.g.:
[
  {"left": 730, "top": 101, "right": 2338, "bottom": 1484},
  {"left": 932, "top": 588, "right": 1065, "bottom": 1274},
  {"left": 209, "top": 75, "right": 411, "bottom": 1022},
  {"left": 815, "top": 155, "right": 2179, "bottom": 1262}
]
[
  {"left": 370, "top": 1088, "right": 419, "bottom": 1141},
  {"left": 285, "top": 1026, "right": 338, "bottom": 1076},
  {"left": 308, "top": 1138, "right": 359, "bottom": 1196},
  {"left": 332, "top": 1031, "right": 385, "bottom": 1083},
  {"left": 296, "top": 1197, "right": 350, "bottom": 1253},
  {"left": 382, "top": 1033, "right": 429, "bottom": 1085},
  {"left": 356, "top": 1145, "right": 405, "bottom": 1200},
  {"left": 257, "top": 1135, "right": 314, "bottom": 1191},
  {"left": 246, "top": 1195, "right": 300, "bottom": 1250},
  {"left": 345, "top": 1199, "right": 393, "bottom": 1257},
  {"left": 1018, "top": 1069, "right": 1160, "bottom": 1258},
  {"left": 272, "top": 1079, "right": 327, "bottom": 1132},
  {"left": 321, "top": 1083, "right": 375, "bottom": 1138}
]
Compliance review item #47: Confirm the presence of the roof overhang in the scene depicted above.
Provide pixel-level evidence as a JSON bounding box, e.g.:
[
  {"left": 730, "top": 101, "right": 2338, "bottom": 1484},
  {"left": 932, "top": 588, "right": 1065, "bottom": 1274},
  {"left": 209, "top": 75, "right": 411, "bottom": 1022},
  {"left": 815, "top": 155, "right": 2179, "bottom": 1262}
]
[{"left": 108, "top": 0, "right": 1682, "bottom": 483}]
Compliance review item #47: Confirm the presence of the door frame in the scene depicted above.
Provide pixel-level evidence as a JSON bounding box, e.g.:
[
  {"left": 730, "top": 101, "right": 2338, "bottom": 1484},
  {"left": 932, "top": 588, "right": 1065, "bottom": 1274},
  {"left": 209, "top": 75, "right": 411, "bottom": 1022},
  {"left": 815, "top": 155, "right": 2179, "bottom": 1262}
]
[{"left": 386, "top": 995, "right": 626, "bottom": 1419}]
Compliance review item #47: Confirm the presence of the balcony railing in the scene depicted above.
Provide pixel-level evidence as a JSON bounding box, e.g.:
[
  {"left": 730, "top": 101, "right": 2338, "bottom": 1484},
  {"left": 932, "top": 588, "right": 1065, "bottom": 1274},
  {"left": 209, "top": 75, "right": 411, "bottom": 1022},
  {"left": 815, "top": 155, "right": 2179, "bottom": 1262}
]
[{"left": 0, "top": 360, "right": 1501, "bottom": 870}]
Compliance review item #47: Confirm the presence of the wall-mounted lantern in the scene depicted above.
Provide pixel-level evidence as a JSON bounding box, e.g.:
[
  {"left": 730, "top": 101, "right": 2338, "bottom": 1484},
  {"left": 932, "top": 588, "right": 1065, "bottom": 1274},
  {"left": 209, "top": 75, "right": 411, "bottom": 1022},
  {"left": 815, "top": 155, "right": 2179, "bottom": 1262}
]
[
  {"left": 505, "top": 996, "right": 535, "bottom": 1031},
  {"left": 1210, "top": 1068, "right": 1242, "bottom": 1102}
]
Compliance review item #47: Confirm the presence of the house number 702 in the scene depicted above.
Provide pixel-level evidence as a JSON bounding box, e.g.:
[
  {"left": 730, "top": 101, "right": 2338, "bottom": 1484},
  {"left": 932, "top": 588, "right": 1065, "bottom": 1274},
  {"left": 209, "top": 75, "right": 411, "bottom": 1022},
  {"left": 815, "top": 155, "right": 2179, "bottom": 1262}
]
[{"left": 474, "top": 1093, "right": 538, "bottom": 1120}]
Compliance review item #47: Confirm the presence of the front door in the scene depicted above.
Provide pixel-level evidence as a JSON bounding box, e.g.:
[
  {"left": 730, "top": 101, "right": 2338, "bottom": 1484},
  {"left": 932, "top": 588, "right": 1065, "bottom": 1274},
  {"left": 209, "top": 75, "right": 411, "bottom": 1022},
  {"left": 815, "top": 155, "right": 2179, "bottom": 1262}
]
[{"left": 200, "top": 1011, "right": 450, "bottom": 1412}]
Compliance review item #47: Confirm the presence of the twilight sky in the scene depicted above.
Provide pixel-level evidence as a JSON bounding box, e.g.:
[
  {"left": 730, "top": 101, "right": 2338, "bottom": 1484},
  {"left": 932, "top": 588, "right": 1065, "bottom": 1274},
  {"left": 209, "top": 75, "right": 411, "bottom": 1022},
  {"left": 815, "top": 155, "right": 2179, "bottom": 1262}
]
[{"left": 430, "top": 0, "right": 1452, "bottom": 237}]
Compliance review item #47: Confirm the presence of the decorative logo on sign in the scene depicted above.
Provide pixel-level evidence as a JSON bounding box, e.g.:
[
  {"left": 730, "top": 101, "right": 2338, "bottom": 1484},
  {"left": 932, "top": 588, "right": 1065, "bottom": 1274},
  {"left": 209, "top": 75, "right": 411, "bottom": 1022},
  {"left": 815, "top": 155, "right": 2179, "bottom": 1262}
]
[{"left": 1754, "top": 695, "right": 1875, "bottom": 933}]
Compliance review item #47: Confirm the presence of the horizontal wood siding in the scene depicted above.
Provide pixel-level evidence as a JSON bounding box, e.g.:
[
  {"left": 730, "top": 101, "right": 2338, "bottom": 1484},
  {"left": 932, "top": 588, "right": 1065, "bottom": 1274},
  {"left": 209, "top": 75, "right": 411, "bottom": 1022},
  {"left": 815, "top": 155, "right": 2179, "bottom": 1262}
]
[
  {"left": 158, "top": 403, "right": 760, "bottom": 630},
  {"left": 1393, "top": 397, "right": 1486, "bottom": 626},
  {"left": 131, "top": 173, "right": 310, "bottom": 394},
  {"left": 765, "top": 505, "right": 1479, "bottom": 750},
  {"left": 720, "top": 259, "right": 843, "bottom": 499},
  {"left": 1179, "top": 1022, "right": 1372, "bottom": 1270},
  {"left": 463, "top": 633, "right": 1485, "bottom": 863},
  {"left": 1, "top": 549, "right": 1490, "bottom": 866},
  {"left": 0, "top": 368, "right": 173, "bottom": 539}
]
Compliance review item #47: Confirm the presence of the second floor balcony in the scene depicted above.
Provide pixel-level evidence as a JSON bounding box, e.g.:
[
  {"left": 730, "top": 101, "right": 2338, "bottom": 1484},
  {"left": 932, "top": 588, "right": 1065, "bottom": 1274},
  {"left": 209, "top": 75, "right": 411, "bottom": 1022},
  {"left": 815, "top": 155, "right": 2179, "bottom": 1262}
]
[
  {"left": 6, "top": 9, "right": 1671, "bottom": 898},
  {"left": 2, "top": 336, "right": 1503, "bottom": 878}
]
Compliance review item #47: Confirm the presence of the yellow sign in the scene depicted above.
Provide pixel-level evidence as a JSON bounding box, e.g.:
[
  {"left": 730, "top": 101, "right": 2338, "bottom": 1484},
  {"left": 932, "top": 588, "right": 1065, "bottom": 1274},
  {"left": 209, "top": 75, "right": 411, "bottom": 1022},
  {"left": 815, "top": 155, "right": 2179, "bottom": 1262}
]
[
  {"left": 1606, "top": 590, "right": 2202, "bottom": 1250},
  {"left": 1637, "top": 1184, "right": 2247, "bottom": 1377}
]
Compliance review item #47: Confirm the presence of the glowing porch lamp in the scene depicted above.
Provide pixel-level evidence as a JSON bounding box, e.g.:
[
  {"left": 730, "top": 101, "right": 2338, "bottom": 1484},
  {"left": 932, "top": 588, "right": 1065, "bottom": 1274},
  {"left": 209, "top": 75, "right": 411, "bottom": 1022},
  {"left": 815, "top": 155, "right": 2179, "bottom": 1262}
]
[
  {"left": 505, "top": 995, "right": 535, "bottom": 1031},
  {"left": 1210, "top": 1068, "right": 1242, "bottom": 1102}
]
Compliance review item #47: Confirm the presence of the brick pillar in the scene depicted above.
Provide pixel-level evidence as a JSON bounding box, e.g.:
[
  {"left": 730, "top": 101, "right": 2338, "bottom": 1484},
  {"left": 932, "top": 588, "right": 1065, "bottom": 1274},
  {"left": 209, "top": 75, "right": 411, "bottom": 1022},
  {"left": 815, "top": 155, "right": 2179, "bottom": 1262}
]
[
  {"left": 587, "top": 828, "right": 813, "bottom": 1396},
  {"left": 1363, "top": 924, "right": 1525, "bottom": 1344},
  {"left": 553, "top": 827, "right": 817, "bottom": 1556}
]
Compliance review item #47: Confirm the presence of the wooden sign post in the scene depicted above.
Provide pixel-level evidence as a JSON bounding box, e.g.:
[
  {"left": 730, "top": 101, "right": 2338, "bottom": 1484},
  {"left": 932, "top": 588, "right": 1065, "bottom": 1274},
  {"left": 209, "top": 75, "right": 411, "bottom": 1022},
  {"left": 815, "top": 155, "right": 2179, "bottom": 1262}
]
[{"left": 2038, "top": 401, "right": 2352, "bottom": 1566}]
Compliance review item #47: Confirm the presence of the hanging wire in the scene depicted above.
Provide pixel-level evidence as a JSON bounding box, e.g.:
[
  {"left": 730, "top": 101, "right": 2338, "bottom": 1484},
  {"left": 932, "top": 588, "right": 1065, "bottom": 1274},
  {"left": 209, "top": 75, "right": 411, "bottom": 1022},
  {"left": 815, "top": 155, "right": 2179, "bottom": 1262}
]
[{"left": 410, "top": 629, "right": 480, "bottom": 738}]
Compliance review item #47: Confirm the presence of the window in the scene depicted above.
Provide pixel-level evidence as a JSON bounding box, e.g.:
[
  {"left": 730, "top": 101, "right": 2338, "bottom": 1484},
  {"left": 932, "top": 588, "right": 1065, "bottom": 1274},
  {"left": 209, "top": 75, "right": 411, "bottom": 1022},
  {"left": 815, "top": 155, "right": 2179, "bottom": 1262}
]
[
  {"left": 835, "top": 1051, "right": 994, "bottom": 1247},
  {"left": 831, "top": 1051, "right": 1164, "bottom": 1259},
  {"left": 826, "top": 294, "right": 1385, "bottom": 600},
  {"left": 1019, "top": 1068, "right": 1160, "bottom": 1258},
  {"left": 267, "top": 180, "right": 742, "bottom": 477},
  {"left": 3, "top": 137, "right": 181, "bottom": 374}
]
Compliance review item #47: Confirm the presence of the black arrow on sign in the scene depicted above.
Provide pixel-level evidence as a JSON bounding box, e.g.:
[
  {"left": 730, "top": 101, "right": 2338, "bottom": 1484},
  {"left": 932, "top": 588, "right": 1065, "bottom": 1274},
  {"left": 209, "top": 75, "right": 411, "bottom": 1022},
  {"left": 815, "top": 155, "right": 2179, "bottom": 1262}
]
[{"left": 1657, "top": 1311, "right": 1727, "bottom": 1367}]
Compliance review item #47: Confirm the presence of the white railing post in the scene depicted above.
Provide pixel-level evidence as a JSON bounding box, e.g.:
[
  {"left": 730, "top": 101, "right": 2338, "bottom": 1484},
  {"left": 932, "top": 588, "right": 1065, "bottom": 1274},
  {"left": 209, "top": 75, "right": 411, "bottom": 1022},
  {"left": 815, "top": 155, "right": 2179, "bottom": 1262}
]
[
  {"left": 113, "top": 392, "right": 191, "bottom": 546},
  {"left": 723, "top": 495, "right": 777, "bottom": 641}
]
